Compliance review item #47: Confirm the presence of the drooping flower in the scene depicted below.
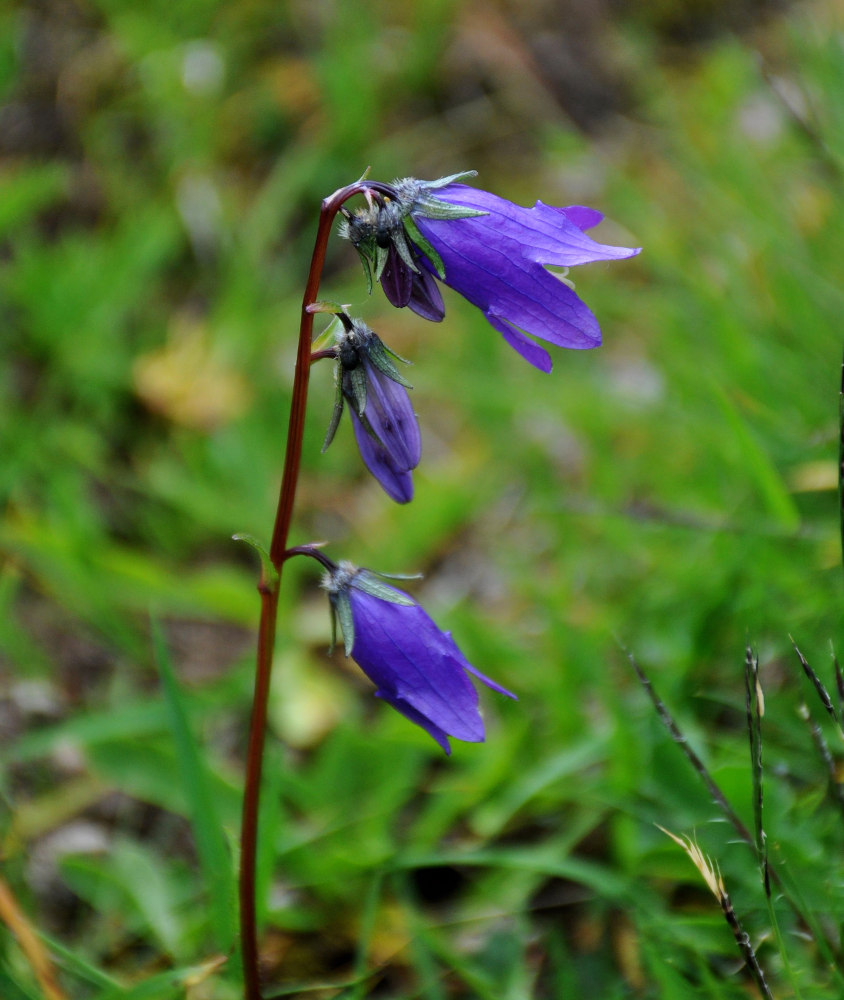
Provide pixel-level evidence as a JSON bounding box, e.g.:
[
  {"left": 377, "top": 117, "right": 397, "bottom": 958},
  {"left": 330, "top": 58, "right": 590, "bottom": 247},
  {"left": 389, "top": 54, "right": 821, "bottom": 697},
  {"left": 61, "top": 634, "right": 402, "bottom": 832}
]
[
  {"left": 323, "top": 560, "right": 516, "bottom": 754},
  {"left": 340, "top": 171, "right": 641, "bottom": 372},
  {"left": 322, "top": 313, "right": 421, "bottom": 503}
]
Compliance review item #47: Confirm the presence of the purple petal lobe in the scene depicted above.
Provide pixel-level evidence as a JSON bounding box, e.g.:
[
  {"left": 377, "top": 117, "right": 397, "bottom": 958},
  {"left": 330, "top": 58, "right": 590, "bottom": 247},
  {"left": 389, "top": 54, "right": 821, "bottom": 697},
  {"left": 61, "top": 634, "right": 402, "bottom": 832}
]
[
  {"left": 351, "top": 409, "right": 413, "bottom": 503},
  {"left": 380, "top": 244, "right": 413, "bottom": 307},
  {"left": 375, "top": 690, "right": 453, "bottom": 753},
  {"left": 558, "top": 205, "right": 603, "bottom": 231},
  {"left": 407, "top": 269, "right": 445, "bottom": 322},
  {"left": 361, "top": 357, "right": 421, "bottom": 471},
  {"left": 346, "top": 585, "right": 512, "bottom": 749},
  {"left": 461, "top": 661, "right": 518, "bottom": 699},
  {"left": 485, "top": 311, "right": 554, "bottom": 372}
]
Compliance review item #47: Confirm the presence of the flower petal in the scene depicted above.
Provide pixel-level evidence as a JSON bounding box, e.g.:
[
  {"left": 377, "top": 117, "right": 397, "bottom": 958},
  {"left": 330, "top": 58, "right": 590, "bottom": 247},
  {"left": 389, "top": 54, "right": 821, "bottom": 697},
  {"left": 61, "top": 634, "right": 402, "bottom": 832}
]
[
  {"left": 407, "top": 269, "right": 445, "bottom": 322},
  {"left": 484, "top": 310, "right": 554, "bottom": 372},
  {"left": 461, "top": 658, "right": 518, "bottom": 699},
  {"left": 374, "top": 689, "right": 453, "bottom": 753},
  {"left": 422, "top": 185, "right": 640, "bottom": 268},
  {"left": 348, "top": 589, "right": 487, "bottom": 744},
  {"left": 380, "top": 244, "right": 413, "bottom": 308},
  {"left": 558, "top": 205, "right": 603, "bottom": 232},
  {"left": 417, "top": 235, "right": 603, "bottom": 352},
  {"left": 361, "top": 356, "right": 421, "bottom": 471},
  {"left": 350, "top": 408, "right": 414, "bottom": 503}
]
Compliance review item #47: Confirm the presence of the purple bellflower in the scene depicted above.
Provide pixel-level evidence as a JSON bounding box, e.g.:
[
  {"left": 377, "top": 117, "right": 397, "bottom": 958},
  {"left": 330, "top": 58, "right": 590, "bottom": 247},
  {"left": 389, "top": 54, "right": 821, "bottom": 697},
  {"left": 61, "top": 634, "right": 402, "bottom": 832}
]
[
  {"left": 322, "top": 313, "right": 421, "bottom": 504},
  {"left": 323, "top": 561, "right": 516, "bottom": 754},
  {"left": 340, "top": 171, "right": 641, "bottom": 373}
]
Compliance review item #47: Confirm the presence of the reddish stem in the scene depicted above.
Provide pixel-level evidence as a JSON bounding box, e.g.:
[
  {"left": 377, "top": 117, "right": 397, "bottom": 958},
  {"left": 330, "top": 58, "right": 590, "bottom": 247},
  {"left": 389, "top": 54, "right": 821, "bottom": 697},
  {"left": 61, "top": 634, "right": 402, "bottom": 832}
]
[{"left": 240, "top": 179, "right": 373, "bottom": 1000}]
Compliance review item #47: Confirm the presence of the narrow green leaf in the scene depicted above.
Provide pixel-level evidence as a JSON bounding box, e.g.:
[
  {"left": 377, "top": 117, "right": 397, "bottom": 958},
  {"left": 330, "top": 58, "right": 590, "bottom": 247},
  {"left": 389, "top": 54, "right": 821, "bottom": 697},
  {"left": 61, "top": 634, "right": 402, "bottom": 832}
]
[
  {"left": 713, "top": 385, "right": 801, "bottom": 531},
  {"left": 152, "top": 621, "right": 237, "bottom": 955},
  {"left": 232, "top": 533, "right": 278, "bottom": 589},
  {"left": 839, "top": 346, "right": 844, "bottom": 580},
  {"left": 37, "top": 931, "right": 120, "bottom": 990},
  {"left": 347, "top": 870, "right": 384, "bottom": 1000},
  {"left": 0, "top": 702, "right": 168, "bottom": 765},
  {"left": 93, "top": 960, "right": 226, "bottom": 1000}
]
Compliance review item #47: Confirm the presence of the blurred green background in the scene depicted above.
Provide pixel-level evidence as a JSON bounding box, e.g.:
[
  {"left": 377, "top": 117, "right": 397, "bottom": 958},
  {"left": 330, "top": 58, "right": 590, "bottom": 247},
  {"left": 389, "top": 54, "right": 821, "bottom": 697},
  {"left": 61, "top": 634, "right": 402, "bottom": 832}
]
[{"left": 1, "top": 0, "right": 842, "bottom": 997}]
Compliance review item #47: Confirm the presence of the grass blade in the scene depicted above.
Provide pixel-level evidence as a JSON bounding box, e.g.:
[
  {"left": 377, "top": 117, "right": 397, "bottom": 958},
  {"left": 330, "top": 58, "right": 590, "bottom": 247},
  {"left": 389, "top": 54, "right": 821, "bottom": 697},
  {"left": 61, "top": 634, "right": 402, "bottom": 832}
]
[{"left": 152, "top": 620, "right": 237, "bottom": 956}]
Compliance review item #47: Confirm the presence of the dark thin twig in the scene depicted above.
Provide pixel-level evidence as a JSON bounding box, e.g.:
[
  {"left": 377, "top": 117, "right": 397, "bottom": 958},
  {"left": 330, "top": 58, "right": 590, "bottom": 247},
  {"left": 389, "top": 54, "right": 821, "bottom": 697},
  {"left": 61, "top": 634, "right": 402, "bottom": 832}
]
[
  {"left": 744, "top": 646, "right": 769, "bottom": 898},
  {"left": 798, "top": 701, "right": 844, "bottom": 821},
  {"left": 625, "top": 650, "right": 837, "bottom": 936},
  {"left": 757, "top": 56, "right": 844, "bottom": 190},
  {"left": 659, "top": 828, "right": 774, "bottom": 1000},
  {"left": 791, "top": 641, "right": 844, "bottom": 816},
  {"left": 791, "top": 639, "right": 841, "bottom": 731},
  {"left": 630, "top": 648, "right": 844, "bottom": 979},
  {"left": 719, "top": 886, "right": 775, "bottom": 1000},
  {"left": 627, "top": 649, "right": 754, "bottom": 847}
]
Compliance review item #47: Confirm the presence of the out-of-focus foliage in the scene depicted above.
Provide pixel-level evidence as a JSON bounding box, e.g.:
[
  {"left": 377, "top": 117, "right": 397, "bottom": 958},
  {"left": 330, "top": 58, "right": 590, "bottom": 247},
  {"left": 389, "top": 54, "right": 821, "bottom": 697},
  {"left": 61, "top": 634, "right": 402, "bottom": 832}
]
[{"left": 1, "top": 0, "right": 843, "bottom": 997}]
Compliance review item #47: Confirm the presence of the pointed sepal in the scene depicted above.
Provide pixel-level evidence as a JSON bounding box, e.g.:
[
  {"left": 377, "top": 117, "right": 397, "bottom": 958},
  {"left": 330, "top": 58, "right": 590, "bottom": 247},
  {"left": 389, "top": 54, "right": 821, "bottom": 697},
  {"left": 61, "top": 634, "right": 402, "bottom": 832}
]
[
  {"left": 322, "top": 374, "right": 345, "bottom": 452},
  {"left": 353, "top": 570, "right": 417, "bottom": 606},
  {"left": 403, "top": 213, "right": 445, "bottom": 280}
]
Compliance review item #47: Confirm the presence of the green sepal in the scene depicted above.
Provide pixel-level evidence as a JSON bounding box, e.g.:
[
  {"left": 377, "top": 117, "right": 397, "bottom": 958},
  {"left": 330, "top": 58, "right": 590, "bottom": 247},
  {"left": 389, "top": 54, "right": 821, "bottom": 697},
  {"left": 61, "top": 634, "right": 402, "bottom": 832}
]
[
  {"left": 322, "top": 373, "right": 345, "bottom": 452},
  {"left": 375, "top": 570, "right": 424, "bottom": 581},
  {"left": 380, "top": 339, "right": 412, "bottom": 366},
  {"left": 392, "top": 225, "right": 420, "bottom": 273},
  {"left": 374, "top": 243, "right": 389, "bottom": 282},
  {"left": 331, "top": 590, "right": 355, "bottom": 656},
  {"left": 414, "top": 196, "right": 487, "bottom": 222},
  {"left": 357, "top": 249, "right": 374, "bottom": 295},
  {"left": 403, "top": 214, "right": 445, "bottom": 280},
  {"left": 347, "top": 365, "right": 368, "bottom": 416},
  {"left": 353, "top": 571, "right": 416, "bottom": 606},
  {"left": 367, "top": 336, "right": 412, "bottom": 388},
  {"left": 232, "top": 533, "right": 278, "bottom": 589},
  {"left": 423, "top": 170, "right": 478, "bottom": 189},
  {"left": 354, "top": 407, "right": 383, "bottom": 446}
]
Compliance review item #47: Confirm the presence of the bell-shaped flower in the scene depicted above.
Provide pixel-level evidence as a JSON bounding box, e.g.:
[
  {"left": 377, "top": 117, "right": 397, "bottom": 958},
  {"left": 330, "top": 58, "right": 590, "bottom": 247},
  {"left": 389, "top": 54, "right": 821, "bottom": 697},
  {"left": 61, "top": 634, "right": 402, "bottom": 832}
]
[
  {"left": 323, "top": 560, "right": 516, "bottom": 754},
  {"left": 340, "top": 171, "right": 640, "bottom": 372},
  {"left": 322, "top": 313, "right": 421, "bottom": 503}
]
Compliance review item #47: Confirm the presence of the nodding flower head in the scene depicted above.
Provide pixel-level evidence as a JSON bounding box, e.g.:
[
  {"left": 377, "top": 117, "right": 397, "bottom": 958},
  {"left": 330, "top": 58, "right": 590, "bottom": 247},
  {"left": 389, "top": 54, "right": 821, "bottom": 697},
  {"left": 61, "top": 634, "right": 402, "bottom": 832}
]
[
  {"left": 340, "top": 171, "right": 641, "bottom": 372},
  {"left": 322, "top": 313, "right": 421, "bottom": 504},
  {"left": 323, "top": 560, "right": 516, "bottom": 754}
]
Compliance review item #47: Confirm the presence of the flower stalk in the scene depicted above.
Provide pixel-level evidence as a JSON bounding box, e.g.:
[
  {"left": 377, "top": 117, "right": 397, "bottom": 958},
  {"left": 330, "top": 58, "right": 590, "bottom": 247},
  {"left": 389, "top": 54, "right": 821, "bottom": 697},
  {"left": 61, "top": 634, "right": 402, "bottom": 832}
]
[{"left": 239, "top": 177, "right": 374, "bottom": 1000}]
